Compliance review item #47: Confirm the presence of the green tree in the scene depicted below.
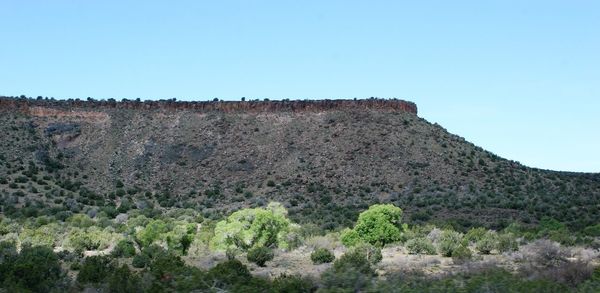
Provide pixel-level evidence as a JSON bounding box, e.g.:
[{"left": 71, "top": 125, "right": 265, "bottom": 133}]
[
  {"left": 112, "top": 239, "right": 136, "bottom": 257},
  {"left": 342, "top": 204, "right": 406, "bottom": 247},
  {"left": 211, "top": 202, "right": 295, "bottom": 251},
  {"left": 77, "top": 255, "right": 115, "bottom": 284},
  {"left": 108, "top": 265, "right": 142, "bottom": 293},
  {"left": 135, "top": 219, "right": 168, "bottom": 248},
  {"left": 3, "top": 245, "right": 63, "bottom": 292}
]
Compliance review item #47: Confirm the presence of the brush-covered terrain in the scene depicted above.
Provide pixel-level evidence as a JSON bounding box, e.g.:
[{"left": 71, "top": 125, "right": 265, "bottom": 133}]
[{"left": 0, "top": 96, "right": 599, "bottom": 292}]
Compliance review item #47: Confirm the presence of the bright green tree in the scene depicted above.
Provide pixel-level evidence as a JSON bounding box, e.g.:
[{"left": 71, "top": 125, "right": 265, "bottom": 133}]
[
  {"left": 211, "top": 202, "right": 297, "bottom": 251},
  {"left": 341, "top": 204, "right": 406, "bottom": 247},
  {"left": 135, "top": 219, "right": 168, "bottom": 248}
]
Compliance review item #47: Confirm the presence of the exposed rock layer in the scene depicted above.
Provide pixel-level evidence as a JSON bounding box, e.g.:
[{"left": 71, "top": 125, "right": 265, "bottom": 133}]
[{"left": 0, "top": 97, "right": 417, "bottom": 115}]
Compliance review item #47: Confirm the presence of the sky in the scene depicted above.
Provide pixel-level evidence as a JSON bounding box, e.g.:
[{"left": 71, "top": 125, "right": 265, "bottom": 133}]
[{"left": 1, "top": 1, "right": 599, "bottom": 172}]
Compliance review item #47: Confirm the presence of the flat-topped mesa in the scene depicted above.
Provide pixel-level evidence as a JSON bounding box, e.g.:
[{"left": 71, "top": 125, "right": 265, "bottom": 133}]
[{"left": 0, "top": 96, "right": 418, "bottom": 115}]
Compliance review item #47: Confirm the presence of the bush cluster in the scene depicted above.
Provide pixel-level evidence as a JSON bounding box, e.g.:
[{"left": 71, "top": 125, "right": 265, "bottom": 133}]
[
  {"left": 246, "top": 246, "right": 274, "bottom": 267},
  {"left": 310, "top": 248, "right": 335, "bottom": 264}
]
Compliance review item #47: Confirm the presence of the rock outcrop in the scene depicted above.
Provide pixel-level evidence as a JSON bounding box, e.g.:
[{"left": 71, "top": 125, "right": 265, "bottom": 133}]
[{"left": 0, "top": 96, "right": 417, "bottom": 115}]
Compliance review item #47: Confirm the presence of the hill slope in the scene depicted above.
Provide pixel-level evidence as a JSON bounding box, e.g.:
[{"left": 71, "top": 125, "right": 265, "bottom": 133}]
[{"left": 1, "top": 96, "right": 599, "bottom": 230}]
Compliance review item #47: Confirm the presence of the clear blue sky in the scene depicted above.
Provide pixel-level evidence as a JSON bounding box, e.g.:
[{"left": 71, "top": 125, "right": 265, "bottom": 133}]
[{"left": 1, "top": 1, "right": 599, "bottom": 172}]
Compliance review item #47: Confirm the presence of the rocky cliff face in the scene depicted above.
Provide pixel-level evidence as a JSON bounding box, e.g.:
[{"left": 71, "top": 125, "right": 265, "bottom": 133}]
[{"left": 1, "top": 96, "right": 599, "bottom": 229}]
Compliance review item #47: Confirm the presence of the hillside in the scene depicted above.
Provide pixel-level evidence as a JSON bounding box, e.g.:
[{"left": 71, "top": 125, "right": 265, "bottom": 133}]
[{"left": 1, "top": 96, "right": 599, "bottom": 231}]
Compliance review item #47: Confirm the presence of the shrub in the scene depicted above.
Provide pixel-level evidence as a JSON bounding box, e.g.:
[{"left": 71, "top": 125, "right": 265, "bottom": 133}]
[
  {"left": 67, "top": 213, "right": 94, "bottom": 228},
  {"left": 135, "top": 219, "right": 168, "bottom": 248},
  {"left": 476, "top": 231, "right": 499, "bottom": 254},
  {"left": 333, "top": 250, "right": 373, "bottom": 275},
  {"left": 497, "top": 233, "right": 519, "bottom": 253},
  {"left": 340, "top": 228, "right": 361, "bottom": 247},
  {"left": 132, "top": 253, "right": 150, "bottom": 268},
  {"left": 0, "top": 245, "right": 62, "bottom": 292},
  {"left": 19, "top": 223, "right": 60, "bottom": 247},
  {"left": 208, "top": 259, "right": 252, "bottom": 288},
  {"left": 164, "top": 222, "right": 196, "bottom": 255},
  {"left": 147, "top": 250, "right": 187, "bottom": 281},
  {"left": 343, "top": 204, "right": 406, "bottom": 247},
  {"left": 108, "top": 264, "right": 141, "bottom": 293},
  {"left": 525, "top": 239, "right": 567, "bottom": 268},
  {"left": 451, "top": 245, "right": 472, "bottom": 264},
  {"left": 272, "top": 274, "right": 317, "bottom": 293},
  {"left": 66, "top": 227, "right": 113, "bottom": 252},
  {"left": 583, "top": 224, "right": 600, "bottom": 237},
  {"left": 322, "top": 250, "right": 374, "bottom": 292},
  {"left": 112, "top": 239, "right": 136, "bottom": 257},
  {"left": 547, "top": 260, "right": 594, "bottom": 287},
  {"left": 77, "top": 255, "right": 115, "bottom": 284},
  {"left": 437, "top": 230, "right": 463, "bottom": 257},
  {"left": 405, "top": 237, "right": 436, "bottom": 255},
  {"left": 351, "top": 243, "right": 382, "bottom": 266},
  {"left": 211, "top": 202, "right": 294, "bottom": 251},
  {"left": 311, "top": 248, "right": 335, "bottom": 264},
  {"left": 463, "top": 227, "right": 487, "bottom": 245},
  {"left": 246, "top": 246, "right": 274, "bottom": 267}
]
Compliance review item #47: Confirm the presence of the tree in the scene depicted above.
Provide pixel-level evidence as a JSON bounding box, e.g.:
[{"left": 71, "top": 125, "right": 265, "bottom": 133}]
[
  {"left": 211, "top": 202, "right": 297, "bottom": 251},
  {"left": 77, "top": 255, "right": 115, "bottom": 284},
  {"left": 342, "top": 204, "right": 406, "bottom": 247},
  {"left": 135, "top": 219, "right": 168, "bottom": 248},
  {"left": 2, "top": 245, "right": 63, "bottom": 292},
  {"left": 108, "top": 265, "right": 142, "bottom": 293}
]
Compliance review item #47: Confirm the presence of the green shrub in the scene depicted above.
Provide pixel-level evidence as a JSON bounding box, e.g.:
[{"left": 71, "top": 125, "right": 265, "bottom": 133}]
[
  {"left": 77, "top": 255, "right": 115, "bottom": 284},
  {"left": 208, "top": 259, "right": 252, "bottom": 288},
  {"left": 333, "top": 250, "right": 373, "bottom": 275},
  {"left": 147, "top": 250, "right": 187, "bottom": 281},
  {"left": 351, "top": 243, "right": 382, "bottom": 266},
  {"left": 451, "top": 245, "right": 472, "bottom": 264},
  {"left": 405, "top": 237, "right": 436, "bottom": 255},
  {"left": 437, "top": 230, "right": 463, "bottom": 257},
  {"left": 311, "top": 248, "right": 335, "bottom": 264},
  {"left": 476, "top": 231, "right": 499, "bottom": 254},
  {"left": 463, "top": 227, "right": 487, "bottom": 245},
  {"left": 211, "top": 202, "right": 295, "bottom": 251},
  {"left": 135, "top": 219, "right": 168, "bottom": 248},
  {"left": 0, "top": 245, "right": 63, "bottom": 292},
  {"left": 107, "top": 264, "right": 141, "bottom": 293},
  {"left": 19, "top": 223, "right": 60, "bottom": 247},
  {"left": 497, "top": 233, "right": 519, "bottom": 253},
  {"left": 67, "top": 213, "right": 95, "bottom": 228},
  {"left": 272, "top": 274, "right": 317, "bottom": 293},
  {"left": 132, "top": 253, "right": 150, "bottom": 268},
  {"left": 340, "top": 228, "right": 361, "bottom": 247},
  {"left": 343, "top": 204, "right": 406, "bottom": 247},
  {"left": 164, "top": 222, "right": 196, "bottom": 255},
  {"left": 322, "top": 249, "right": 374, "bottom": 292},
  {"left": 246, "top": 246, "right": 274, "bottom": 267},
  {"left": 66, "top": 227, "right": 113, "bottom": 251},
  {"left": 112, "top": 239, "right": 136, "bottom": 257},
  {"left": 373, "top": 268, "right": 567, "bottom": 292},
  {"left": 583, "top": 224, "right": 600, "bottom": 237}
]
